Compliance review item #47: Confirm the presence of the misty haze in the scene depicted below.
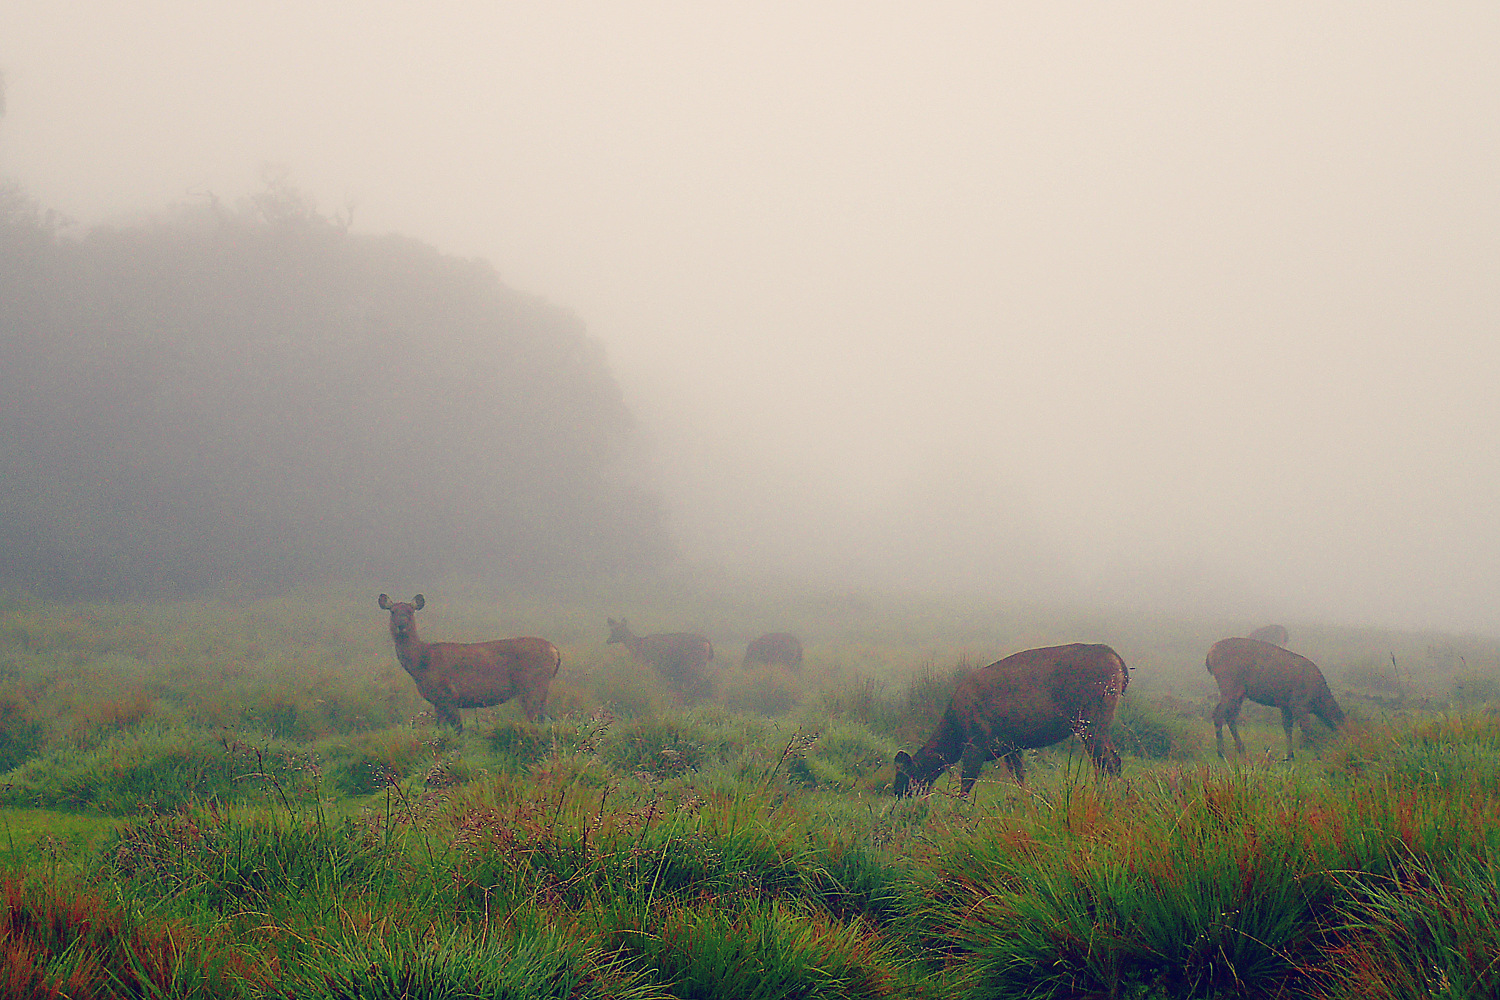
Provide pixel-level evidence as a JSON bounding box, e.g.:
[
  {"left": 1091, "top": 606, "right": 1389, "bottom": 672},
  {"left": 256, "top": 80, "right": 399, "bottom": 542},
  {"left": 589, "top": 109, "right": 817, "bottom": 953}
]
[{"left": 4, "top": 4, "right": 1498, "bottom": 634}]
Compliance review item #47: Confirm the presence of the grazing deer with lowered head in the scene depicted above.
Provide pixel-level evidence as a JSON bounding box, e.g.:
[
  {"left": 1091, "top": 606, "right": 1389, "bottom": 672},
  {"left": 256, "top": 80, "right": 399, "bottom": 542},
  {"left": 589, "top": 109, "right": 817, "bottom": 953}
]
[
  {"left": 894, "top": 643, "right": 1129, "bottom": 795},
  {"left": 1207, "top": 637, "right": 1344, "bottom": 760},
  {"left": 1245, "top": 624, "right": 1290, "bottom": 647}
]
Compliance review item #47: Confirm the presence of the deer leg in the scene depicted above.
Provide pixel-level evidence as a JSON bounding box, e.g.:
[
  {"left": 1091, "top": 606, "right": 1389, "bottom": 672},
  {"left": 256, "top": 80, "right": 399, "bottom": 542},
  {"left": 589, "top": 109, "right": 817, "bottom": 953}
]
[
  {"left": 1214, "top": 696, "right": 1246, "bottom": 758},
  {"left": 434, "top": 702, "right": 464, "bottom": 735},
  {"left": 1002, "top": 749, "right": 1026, "bottom": 785},
  {"left": 1281, "top": 706, "right": 1298, "bottom": 760},
  {"left": 519, "top": 690, "right": 548, "bottom": 724},
  {"left": 959, "top": 743, "right": 988, "bottom": 795},
  {"left": 1083, "top": 731, "right": 1122, "bottom": 776}
]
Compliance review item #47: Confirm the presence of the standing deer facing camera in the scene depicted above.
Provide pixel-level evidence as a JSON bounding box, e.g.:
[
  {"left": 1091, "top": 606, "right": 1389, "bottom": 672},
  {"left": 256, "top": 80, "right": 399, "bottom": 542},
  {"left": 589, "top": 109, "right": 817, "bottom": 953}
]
[{"left": 379, "top": 594, "right": 560, "bottom": 733}]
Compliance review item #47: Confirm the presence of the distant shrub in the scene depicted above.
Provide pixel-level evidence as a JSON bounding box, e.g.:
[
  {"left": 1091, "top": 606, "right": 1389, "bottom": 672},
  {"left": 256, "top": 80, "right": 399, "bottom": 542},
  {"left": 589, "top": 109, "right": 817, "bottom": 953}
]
[
  {"left": 247, "top": 694, "right": 318, "bottom": 741},
  {"left": 588, "top": 655, "right": 672, "bottom": 718},
  {"left": 719, "top": 663, "right": 802, "bottom": 716},
  {"left": 1452, "top": 672, "right": 1500, "bottom": 708},
  {"left": 599, "top": 717, "right": 752, "bottom": 779},
  {"left": 323, "top": 729, "right": 428, "bottom": 796},
  {"left": 487, "top": 722, "right": 557, "bottom": 774},
  {"left": 1340, "top": 659, "right": 1401, "bottom": 695},
  {"left": 73, "top": 686, "right": 154, "bottom": 735},
  {"left": 818, "top": 676, "right": 890, "bottom": 726},
  {"left": 2, "top": 729, "right": 312, "bottom": 814},
  {"left": 791, "top": 724, "right": 896, "bottom": 791},
  {"left": 0, "top": 694, "right": 47, "bottom": 772},
  {"left": 1114, "top": 697, "right": 1206, "bottom": 760},
  {"left": 1149, "top": 693, "right": 1213, "bottom": 721},
  {"left": 302, "top": 676, "right": 413, "bottom": 735}
]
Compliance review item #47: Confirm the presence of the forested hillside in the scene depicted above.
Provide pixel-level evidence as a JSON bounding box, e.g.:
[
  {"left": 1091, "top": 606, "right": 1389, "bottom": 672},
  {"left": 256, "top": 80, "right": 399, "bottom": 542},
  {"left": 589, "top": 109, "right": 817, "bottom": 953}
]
[{"left": 0, "top": 180, "right": 671, "bottom": 595}]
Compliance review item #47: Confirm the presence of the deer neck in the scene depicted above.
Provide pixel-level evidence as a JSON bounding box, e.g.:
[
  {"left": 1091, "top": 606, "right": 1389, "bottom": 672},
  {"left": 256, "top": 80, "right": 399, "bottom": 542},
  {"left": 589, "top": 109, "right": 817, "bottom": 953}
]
[
  {"left": 924, "top": 712, "right": 965, "bottom": 766},
  {"left": 390, "top": 625, "right": 427, "bottom": 677},
  {"left": 613, "top": 628, "right": 646, "bottom": 658}
]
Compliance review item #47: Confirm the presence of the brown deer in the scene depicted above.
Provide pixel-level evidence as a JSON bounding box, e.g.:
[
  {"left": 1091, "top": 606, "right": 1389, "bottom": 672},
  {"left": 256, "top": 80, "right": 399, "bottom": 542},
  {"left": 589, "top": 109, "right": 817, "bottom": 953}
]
[
  {"left": 893, "top": 643, "right": 1129, "bottom": 795},
  {"left": 1245, "top": 624, "right": 1290, "bottom": 647},
  {"left": 379, "top": 594, "right": 561, "bottom": 733},
  {"left": 606, "top": 618, "right": 714, "bottom": 698},
  {"left": 743, "top": 632, "right": 803, "bottom": 671},
  {"left": 1207, "top": 637, "right": 1344, "bottom": 760}
]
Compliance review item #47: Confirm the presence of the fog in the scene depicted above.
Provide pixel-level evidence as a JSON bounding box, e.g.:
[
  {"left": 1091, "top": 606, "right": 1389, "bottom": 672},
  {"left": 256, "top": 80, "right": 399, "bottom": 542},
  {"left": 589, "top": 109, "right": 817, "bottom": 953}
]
[{"left": 5, "top": 4, "right": 1498, "bottom": 632}]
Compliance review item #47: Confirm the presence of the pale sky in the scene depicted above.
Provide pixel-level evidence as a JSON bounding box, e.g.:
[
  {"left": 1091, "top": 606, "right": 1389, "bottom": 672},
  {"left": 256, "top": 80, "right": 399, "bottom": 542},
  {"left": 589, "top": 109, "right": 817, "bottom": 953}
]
[{"left": 4, "top": 3, "right": 1498, "bottom": 632}]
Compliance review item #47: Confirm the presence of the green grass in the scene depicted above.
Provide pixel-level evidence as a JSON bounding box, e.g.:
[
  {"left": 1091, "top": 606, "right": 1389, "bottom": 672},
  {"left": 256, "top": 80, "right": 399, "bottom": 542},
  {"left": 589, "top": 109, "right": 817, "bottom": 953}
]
[
  {"left": 1318, "top": 851, "right": 1500, "bottom": 1000},
  {"left": 276, "top": 923, "right": 671, "bottom": 1000},
  {"left": 2, "top": 582, "right": 1500, "bottom": 997}
]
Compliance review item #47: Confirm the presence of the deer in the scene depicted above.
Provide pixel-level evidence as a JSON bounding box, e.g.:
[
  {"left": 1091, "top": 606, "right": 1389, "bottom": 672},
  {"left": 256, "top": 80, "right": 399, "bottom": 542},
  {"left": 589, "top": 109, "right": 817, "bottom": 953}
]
[
  {"left": 742, "top": 632, "right": 804, "bottom": 671},
  {"left": 894, "top": 643, "right": 1129, "bottom": 795},
  {"left": 1245, "top": 624, "right": 1290, "bottom": 647},
  {"left": 605, "top": 618, "right": 714, "bottom": 699},
  {"left": 379, "top": 594, "right": 560, "bottom": 734},
  {"left": 1207, "top": 637, "right": 1344, "bottom": 760}
]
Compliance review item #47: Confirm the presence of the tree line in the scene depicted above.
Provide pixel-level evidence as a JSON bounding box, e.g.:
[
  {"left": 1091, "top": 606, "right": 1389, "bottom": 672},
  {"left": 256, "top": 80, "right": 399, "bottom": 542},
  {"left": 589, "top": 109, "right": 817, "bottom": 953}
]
[{"left": 0, "top": 179, "right": 672, "bottom": 596}]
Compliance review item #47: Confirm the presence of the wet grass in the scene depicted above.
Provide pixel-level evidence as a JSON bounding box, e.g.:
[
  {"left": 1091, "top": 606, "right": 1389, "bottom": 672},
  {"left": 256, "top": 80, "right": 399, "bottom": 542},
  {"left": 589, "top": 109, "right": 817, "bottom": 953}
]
[{"left": 3, "top": 585, "right": 1500, "bottom": 997}]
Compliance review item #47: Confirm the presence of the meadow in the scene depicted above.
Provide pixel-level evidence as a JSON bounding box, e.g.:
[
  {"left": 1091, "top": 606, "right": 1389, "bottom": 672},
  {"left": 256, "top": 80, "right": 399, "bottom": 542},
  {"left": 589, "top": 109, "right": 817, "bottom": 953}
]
[{"left": 2, "top": 575, "right": 1499, "bottom": 999}]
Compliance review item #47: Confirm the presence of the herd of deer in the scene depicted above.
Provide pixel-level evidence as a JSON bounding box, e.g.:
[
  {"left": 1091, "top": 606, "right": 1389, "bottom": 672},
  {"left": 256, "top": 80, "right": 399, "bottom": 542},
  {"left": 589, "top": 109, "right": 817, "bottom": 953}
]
[{"left": 378, "top": 594, "right": 1345, "bottom": 793}]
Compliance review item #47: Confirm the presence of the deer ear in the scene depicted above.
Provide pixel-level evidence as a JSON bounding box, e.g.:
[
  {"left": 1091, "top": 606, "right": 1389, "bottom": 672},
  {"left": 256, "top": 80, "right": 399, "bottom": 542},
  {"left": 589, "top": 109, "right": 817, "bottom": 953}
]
[
  {"left": 413, "top": 595, "right": 425, "bottom": 610},
  {"left": 894, "top": 751, "right": 912, "bottom": 767},
  {"left": 379, "top": 594, "right": 391, "bottom": 609}
]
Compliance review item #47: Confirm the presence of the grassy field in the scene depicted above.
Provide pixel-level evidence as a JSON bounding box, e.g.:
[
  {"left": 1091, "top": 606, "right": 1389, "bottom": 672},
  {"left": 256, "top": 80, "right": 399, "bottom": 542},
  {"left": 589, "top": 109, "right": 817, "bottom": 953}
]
[{"left": 1, "top": 576, "right": 1499, "bottom": 998}]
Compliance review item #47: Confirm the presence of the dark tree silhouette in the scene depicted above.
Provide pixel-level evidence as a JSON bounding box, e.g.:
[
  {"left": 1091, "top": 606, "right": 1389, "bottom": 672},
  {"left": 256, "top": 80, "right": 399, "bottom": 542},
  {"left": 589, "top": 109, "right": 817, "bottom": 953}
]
[{"left": 0, "top": 180, "right": 672, "bottom": 595}]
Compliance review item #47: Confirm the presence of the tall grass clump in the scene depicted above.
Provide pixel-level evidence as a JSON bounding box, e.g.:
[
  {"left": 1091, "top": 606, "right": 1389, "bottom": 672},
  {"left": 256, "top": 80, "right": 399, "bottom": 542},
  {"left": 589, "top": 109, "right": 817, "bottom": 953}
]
[
  {"left": 894, "top": 661, "right": 969, "bottom": 742},
  {"left": 1319, "top": 851, "right": 1500, "bottom": 1000},
  {"left": 604, "top": 898, "right": 920, "bottom": 1000},
  {"left": 104, "top": 799, "right": 435, "bottom": 932},
  {"left": 598, "top": 712, "right": 762, "bottom": 779},
  {"left": 1113, "top": 695, "right": 1206, "bottom": 759},
  {"left": 818, "top": 675, "right": 903, "bottom": 733},
  {"left": 0, "top": 876, "right": 260, "bottom": 998},
  {"left": 783, "top": 722, "right": 895, "bottom": 792},
  {"left": 909, "top": 769, "right": 1352, "bottom": 998},
  {"left": 321, "top": 728, "right": 431, "bottom": 795},
  {"left": 0, "top": 729, "right": 314, "bottom": 813},
  {"left": 452, "top": 782, "right": 817, "bottom": 916},
  {"left": 0, "top": 694, "right": 47, "bottom": 772},
  {"left": 485, "top": 721, "right": 556, "bottom": 772},
  {"left": 277, "top": 923, "right": 670, "bottom": 1000},
  {"left": 482, "top": 717, "right": 604, "bottom": 778}
]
